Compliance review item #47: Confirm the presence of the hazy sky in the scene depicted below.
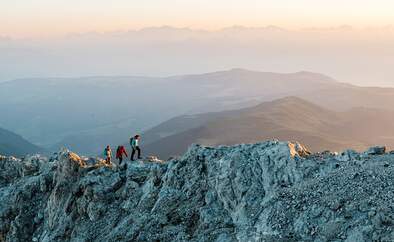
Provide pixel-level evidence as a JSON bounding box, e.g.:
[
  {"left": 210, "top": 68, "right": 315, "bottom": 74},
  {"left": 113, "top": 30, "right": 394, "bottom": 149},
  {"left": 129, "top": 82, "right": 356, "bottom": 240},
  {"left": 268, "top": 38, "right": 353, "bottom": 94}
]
[{"left": 1, "top": 0, "right": 394, "bottom": 37}]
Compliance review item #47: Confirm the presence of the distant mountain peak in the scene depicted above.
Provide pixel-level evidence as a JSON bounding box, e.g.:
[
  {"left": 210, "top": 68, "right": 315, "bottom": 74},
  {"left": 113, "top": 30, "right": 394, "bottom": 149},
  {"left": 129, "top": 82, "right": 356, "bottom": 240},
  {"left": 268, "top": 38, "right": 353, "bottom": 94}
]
[
  {"left": 269, "top": 96, "right": 309, "bottom": 103},
  {"left": 252, "top": 96, "right": 330, "bottom": 113},
  {"left": 220, "top": 25, "right": 287, "bottom": 32},
  {"left": 217, "top": 68, "right": 337, "bottom": 82}
]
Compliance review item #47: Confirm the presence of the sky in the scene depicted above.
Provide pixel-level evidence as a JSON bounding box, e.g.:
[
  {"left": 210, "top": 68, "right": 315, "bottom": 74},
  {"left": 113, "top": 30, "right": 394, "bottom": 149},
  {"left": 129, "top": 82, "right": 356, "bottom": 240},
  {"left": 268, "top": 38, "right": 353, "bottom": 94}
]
[
  {"left": 1, "top": 0, "right": 394, "bottom": 87},
  {"left": 1, "top": 0, "right": 394, "bottom": 38}
]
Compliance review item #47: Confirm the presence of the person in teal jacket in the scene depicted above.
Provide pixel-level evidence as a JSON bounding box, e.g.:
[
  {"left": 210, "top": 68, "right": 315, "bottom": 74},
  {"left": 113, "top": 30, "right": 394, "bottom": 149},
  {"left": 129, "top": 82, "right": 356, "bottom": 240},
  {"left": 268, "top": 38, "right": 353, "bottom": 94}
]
[{"left": 130, "top": 135, "right": 141, "bottom": 161}]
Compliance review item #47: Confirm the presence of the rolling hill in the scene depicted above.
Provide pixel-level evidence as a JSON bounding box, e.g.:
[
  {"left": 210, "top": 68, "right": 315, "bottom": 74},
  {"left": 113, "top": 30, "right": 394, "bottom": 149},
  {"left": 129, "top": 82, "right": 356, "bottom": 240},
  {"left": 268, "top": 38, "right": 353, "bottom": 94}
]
[
  {"left": 142, "top": 97, "right": 394, "bottom": 159},
  {"left": 0, "top": 127, "right": 44, "bottom": 157}
]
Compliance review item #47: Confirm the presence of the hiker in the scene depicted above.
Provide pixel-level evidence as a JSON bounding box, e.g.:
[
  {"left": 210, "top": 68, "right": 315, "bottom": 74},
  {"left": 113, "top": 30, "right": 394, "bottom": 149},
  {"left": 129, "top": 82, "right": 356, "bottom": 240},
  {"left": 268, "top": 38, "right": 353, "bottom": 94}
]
[
  {"left": 116, "top": 145, "right": 128, "bottom": 164},
  {"left": 104, "top": 145, "right": 112, "bottom": 164},
  {"left": 130, "top": 135, "right": 142, "bottom": 161}
]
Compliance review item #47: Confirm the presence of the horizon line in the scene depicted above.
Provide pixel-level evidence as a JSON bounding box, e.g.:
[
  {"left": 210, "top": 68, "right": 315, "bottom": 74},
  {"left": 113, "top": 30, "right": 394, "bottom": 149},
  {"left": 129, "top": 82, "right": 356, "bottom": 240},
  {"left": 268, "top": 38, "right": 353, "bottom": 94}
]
[
  {"left": 3, "top": 24, "right": 394, "bottom": 40},
  {"left": 0, "top": 68, "right": 333, "bottom": 82}
]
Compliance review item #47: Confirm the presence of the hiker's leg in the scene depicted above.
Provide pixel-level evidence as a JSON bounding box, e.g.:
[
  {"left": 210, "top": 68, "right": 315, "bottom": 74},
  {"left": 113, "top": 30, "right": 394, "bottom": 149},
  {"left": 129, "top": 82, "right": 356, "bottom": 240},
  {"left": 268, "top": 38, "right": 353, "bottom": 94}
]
[
  {"left": 137, "top": 147, "right": 141, "bottom": 159},
  {"left": 119, "top": 157, "right": 123, "bottom": 165},
  {"left": 131, "top": 148, "right": 135, "bottom": 160}
]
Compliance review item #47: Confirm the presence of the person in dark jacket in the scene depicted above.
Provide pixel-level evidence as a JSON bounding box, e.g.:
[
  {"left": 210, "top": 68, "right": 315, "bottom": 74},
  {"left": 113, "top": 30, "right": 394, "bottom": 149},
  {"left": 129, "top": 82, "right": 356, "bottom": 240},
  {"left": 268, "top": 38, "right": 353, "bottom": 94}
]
[
  {"left": 104, "top": 145, "right": 112, "bottom": 164},
  {"left": 130, "top": 135, "right": 141, "bottom": 161},
  {"left": 116, "top": 145, "right": 128, "bottom": 164}
]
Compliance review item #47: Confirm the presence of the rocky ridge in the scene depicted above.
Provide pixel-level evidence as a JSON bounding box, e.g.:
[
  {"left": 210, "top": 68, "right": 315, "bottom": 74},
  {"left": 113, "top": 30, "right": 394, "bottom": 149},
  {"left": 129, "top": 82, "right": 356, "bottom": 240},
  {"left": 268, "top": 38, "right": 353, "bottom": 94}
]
[{"left": 0, "top": 141, "right": 393, "bottom": 241}]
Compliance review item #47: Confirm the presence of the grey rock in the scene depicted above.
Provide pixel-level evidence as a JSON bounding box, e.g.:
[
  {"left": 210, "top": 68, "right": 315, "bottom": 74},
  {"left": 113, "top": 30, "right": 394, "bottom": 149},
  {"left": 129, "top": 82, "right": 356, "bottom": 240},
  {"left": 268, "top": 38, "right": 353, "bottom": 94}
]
[
  {"left": 364, "top": 146, "right": 386, "bottom": 155},
  {"left": 336, "top": 149, "right": 360, "bottom": 161},
  {"left": 0, "top": 141, "right": 394, "bottom": 241}
]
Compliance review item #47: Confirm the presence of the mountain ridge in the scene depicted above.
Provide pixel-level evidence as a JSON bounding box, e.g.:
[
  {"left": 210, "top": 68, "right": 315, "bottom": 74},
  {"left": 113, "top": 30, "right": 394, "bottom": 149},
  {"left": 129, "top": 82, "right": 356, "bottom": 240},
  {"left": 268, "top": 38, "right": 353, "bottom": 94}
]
[
  {"left": 141, "top": 96, "right": 394, "bottom": 159},
  {"left": 0, "top": 127, "right": 44, "bottom": 157},
  {"left": 3, "top": 68, "right": 336, "bottom": 84},
  {"left": 1, "top": 140, "right": 393, "bottom": 241}
]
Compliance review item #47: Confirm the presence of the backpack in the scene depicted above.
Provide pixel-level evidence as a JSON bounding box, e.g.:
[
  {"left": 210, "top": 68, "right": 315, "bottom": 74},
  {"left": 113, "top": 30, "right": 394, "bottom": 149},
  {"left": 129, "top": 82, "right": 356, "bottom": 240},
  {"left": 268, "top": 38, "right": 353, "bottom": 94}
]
[
  {"left": 130, "top": 137, "right": 137, "bottom": 147},
  {"left": 104, "top": 147, "right": 110, "bottom": 157},
  {"left": 116, "top": 146, "right": 120, "bottom": 158}
]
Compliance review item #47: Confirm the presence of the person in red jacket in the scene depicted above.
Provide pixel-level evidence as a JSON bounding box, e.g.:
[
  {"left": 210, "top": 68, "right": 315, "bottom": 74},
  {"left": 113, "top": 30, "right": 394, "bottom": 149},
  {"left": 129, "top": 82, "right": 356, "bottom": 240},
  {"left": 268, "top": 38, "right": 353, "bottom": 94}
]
[{"left": 116, "top": 145, "right": 128, "bottom": 165}]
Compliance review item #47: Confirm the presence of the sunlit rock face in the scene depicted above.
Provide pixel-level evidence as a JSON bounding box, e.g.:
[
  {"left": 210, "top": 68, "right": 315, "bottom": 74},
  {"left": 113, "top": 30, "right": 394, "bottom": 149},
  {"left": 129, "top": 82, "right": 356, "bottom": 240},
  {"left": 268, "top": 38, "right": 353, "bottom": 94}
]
[{"left": 1, "top": 141, "right": 394, "bottom": 241}]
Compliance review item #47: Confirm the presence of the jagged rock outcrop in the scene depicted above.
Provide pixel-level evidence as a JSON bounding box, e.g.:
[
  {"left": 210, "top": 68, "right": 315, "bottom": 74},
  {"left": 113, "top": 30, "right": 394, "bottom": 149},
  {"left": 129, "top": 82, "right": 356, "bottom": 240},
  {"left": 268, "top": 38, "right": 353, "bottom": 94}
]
[{"left": 1, "top": 141, "right": 394, "bottom": 241}]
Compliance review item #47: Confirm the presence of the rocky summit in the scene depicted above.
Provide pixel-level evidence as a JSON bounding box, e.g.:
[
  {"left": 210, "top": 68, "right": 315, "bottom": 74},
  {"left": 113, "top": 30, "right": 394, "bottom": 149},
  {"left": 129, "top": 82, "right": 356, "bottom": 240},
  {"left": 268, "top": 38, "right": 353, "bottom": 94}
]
[{"left": 1, "top": 141, "right": 394, "bottom": 242}]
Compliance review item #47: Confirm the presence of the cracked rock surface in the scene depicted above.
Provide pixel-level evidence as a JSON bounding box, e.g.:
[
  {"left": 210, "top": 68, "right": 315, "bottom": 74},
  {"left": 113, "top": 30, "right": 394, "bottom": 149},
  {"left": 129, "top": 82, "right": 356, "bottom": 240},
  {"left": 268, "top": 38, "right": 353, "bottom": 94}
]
[{"left": 0, "top": 141, "right": 393, "bottom": 241}]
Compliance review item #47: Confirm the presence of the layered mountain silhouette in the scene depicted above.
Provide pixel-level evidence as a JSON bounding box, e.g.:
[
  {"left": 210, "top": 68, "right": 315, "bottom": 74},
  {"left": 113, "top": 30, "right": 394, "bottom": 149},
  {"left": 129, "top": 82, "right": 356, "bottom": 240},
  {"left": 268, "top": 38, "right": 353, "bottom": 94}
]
[
  {"left": 0, "top": 127, "right": 44, "bottom": 157},
  {"left": 3, "top": 69, "right": 394, "bottom": 154},
  {"left": 142, "top": 97, "right": 394, "bottom": 159},
  {"left": 0, "top": 69, "right": 339, "bottom": 154}
]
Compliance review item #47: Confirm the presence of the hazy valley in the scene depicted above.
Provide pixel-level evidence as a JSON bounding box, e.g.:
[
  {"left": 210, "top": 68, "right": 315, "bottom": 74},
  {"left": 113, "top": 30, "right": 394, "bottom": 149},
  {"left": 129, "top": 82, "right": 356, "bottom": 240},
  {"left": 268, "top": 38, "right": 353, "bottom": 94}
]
[{"left": 2, "top": 69, "right": 394, "bottom": 157}]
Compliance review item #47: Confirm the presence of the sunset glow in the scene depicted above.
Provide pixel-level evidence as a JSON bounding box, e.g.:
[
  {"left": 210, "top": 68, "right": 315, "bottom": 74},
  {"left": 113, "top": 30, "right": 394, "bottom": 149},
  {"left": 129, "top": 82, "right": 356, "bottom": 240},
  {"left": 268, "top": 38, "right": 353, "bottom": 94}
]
[{"left": 1, "top": 0, "right": 394, "bottom": 37}]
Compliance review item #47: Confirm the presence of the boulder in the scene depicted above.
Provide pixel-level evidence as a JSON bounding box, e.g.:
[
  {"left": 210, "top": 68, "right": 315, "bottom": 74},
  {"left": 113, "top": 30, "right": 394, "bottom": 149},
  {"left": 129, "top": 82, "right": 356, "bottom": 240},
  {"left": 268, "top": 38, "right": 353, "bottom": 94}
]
[{"left": 364, "top": 146, "right": 386, "bottom": 155}]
